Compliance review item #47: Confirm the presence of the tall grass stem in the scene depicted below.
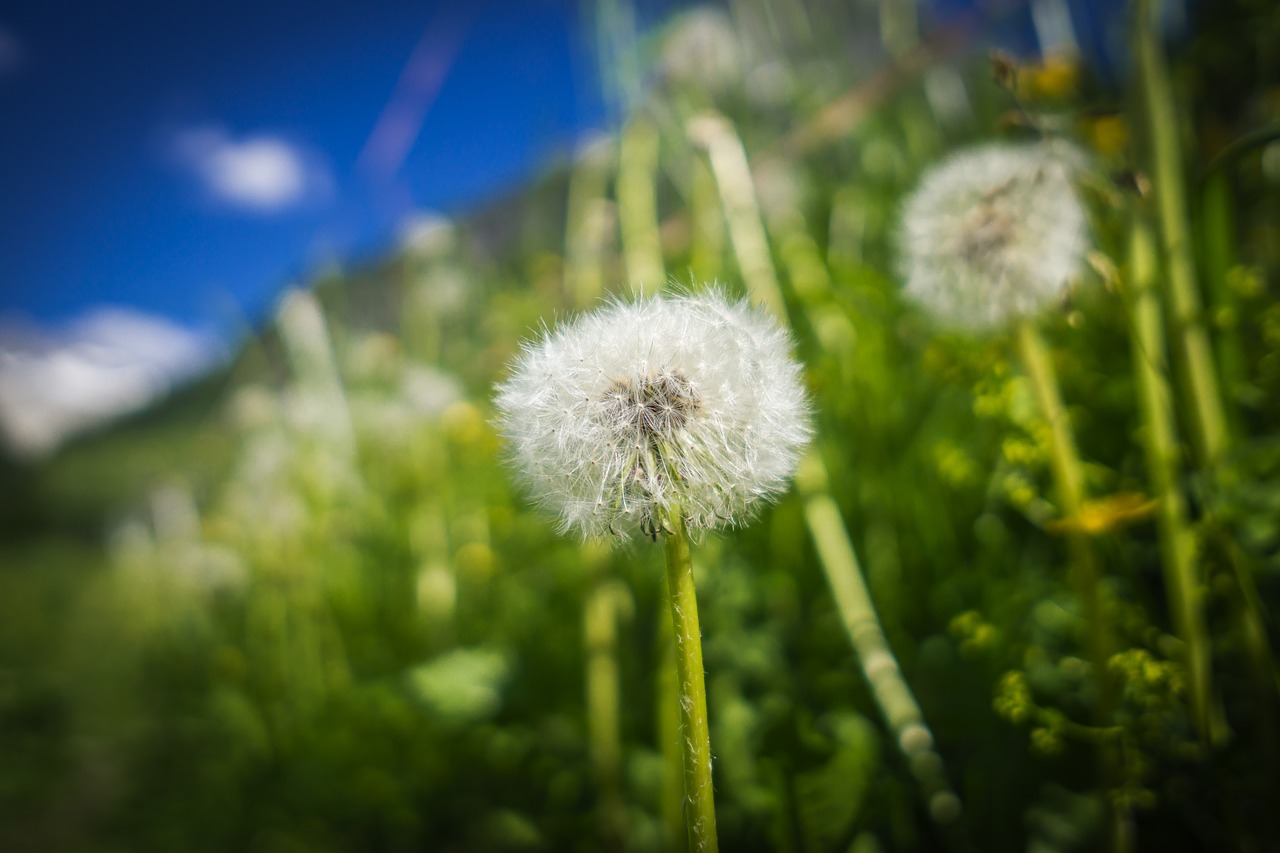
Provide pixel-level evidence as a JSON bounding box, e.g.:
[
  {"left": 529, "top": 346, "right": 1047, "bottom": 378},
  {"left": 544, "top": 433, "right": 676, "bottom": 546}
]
[
  {"left": 1124, "top": 216, "right": 1216, "bottom": 743},
  {"left": 687, "top": 112, "right": 787, "bottom": 316},
  {"left": 1015, "top": 320, "right": 1132, "bottom": 846},
  {"left": 585, "top": 576, "right": 628, "bottom": 848},
  {"left": 698, "top": 112, "right": 960, "bottom": 827},
  {"left": 797, "top": 454, "right": 962, "bottom": 827},
  {"left": 619, "top": 115, "right": 666, "bottom": 295},
  {"left": 1134, "top": 0, "right": 1230, "bottom": 466},
  {"left": 1014, "top": 322, "right": 1110, "bottom": 671},
  {"left": 564, "top": 141, "right": 613, "bottom": 308}
]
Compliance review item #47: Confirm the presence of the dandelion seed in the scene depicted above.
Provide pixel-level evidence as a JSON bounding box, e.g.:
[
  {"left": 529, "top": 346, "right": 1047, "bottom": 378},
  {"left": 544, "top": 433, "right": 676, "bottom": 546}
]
[
  {"left": 897, "top": 141, "right": 1090, "bottom": 330},
  {"left": 494, "top": 291, "right": 811, "bottom": 540}
]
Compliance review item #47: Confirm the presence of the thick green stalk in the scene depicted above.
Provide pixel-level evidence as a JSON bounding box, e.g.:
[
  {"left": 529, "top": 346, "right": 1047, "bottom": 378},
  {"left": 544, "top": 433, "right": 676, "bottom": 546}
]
[
  {"left": 1015, "top": 323, "right": 1112, "bottom": 688},
  {"left": 701, "top": 113, "right": 960, "bottom": 827},
  {"left": 663, "top": 513, "right": 719, "bottom": 853},
  {"left": 879, "top": 0, "right": 919, "bottom": 58},
  {"left": 658, "top": 636, "right": 688, "bottom": 853},
  {"left": 1016, "top": 322, "right": 1129, "bottom": 847},
  {"left": 1199, "top": 173, "right": 1276, "bottom": 748},
  {"left": 1125, "top": 217, "right": 1216, "bottom": 743},
  {"left": 1015, "top": 323, "right": 1085, "bottom": 513},
  {"left": 688, "top": 156, "right": 726, "bottom": 283},
  {"left": 1133, "top": 2, "right": 1265, "bottom": 755},
  {"left": 1200, "top": 173, "right": 1246, "bottom": 427},
  {"left": 687, "top": 112, "right": 787, "bottom": 317},
  {"left": 1134, "top": 0, "right": 1230, "bottom": 466},
  {"left": 585, "top": 578, "right": 628, "bottom": 849},
  {"left": 563, "top": 140, "right": 613, "bottom": 309},
  {"left": 618, "top": 115, "right": 666, "bottom": 295},
  {"left": 277, "top": 288, "right": 356, "bottom": 456},
  {"left": 796, "top": 455, "right": 962, "bottom": 827}
]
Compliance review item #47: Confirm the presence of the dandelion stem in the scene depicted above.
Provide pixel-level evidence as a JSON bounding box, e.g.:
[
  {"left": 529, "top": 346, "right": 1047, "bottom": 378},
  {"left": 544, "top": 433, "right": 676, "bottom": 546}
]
[
  {"left": 700, "top": 112, "right": 960, "bottom": 828},
  {"left": 1200, "top": 151, "right": 1278, "bottom": 766},
  {"left": 1133, "top": 3, "right": 1261, "bottom": 753},
  {"left": 662, "top": 511, "right": 719, "bottom": 853},
  {"left": 688, "top": 155, "right": 726, "bottom": 283},
  {"left": 1015, "top": 323, "right": 1086, "bottom": 517},
  {"left": 1015, "top": 321, "right": 1127, "bottom": 846},
  {"left": 1123, "top": 216, "right": 1215, "bottom": 743},
  {"left": 658, "top": 633, "right": 688, "bottom": 853},
  {"left": 1015, "top": 323, "right": 1114, "bottom": 698},
  {"left": 618, "top": 114, "right": 666, "bottom": 295},
  {"left": 796, "top": 453, "right": 962, "bottom": 828},
  {"left": 564, "top": 140, "right": 612, "bottom": 308},
  {"left": 879, "top": 0, "right": 919, "bottom": 58},
  {"left": 687, "top": 111, "right": 787, "bottom": 317},
  {"left": 1134, "top": 0, "right": 1230, "bottom": 467},
  {"left": 585, "top": 574, "right": 628, "bottom": 849},
  {"left": 1200, "top": 173, "right": 1246, "bottom": 429}
]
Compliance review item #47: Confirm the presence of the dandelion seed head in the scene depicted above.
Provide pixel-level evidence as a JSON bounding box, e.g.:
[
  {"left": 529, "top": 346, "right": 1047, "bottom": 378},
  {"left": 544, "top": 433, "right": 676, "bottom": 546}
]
[
  {"left": 495, "top": 291, "right": 811, "bottom": 541},
  {"left": 897, "top": 141, "right": 1090, "bottom": 330},
  {"left": 658, "top": 8, "right": 743, "bottom": 93}
]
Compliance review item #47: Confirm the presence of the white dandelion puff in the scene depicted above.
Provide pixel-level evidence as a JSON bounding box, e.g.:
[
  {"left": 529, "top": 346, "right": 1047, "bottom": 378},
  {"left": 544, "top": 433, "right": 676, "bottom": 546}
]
[
  {"left": 658, "top": 8, "right": 743, "bottom": 94},
  {"left": 495, "top": 291, "right": 812, "bottom": 540},
  {"left": 897, "top": 141, "right": 1090, "bottom": 330}
]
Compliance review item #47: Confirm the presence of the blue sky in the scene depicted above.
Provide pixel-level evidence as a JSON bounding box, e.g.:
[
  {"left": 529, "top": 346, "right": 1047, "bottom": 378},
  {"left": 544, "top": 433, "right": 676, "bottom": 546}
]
[{"left": 0, "top": 0, "right": 623, "bottom": 333}]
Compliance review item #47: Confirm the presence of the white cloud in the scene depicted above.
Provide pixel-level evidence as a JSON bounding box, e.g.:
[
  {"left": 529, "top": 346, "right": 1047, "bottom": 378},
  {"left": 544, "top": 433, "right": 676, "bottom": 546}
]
[
  {"left": 0, "top": 309, "right": 222, "bottom": 458},
  {"left": 172, "top": 125, "right": 331, "bottom": 213}
]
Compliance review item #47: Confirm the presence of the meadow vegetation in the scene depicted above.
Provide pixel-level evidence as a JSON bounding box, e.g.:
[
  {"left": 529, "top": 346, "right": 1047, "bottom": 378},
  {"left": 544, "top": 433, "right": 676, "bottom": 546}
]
[{"left": 2, "top": 1, "right": 1278, "bottom": 850}]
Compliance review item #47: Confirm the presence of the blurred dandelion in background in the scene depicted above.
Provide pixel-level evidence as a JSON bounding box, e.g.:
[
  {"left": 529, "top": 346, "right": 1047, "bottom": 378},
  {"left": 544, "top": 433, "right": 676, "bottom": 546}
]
[{"left": 897, "top": 141, "right": 1090, "bottom": 330}]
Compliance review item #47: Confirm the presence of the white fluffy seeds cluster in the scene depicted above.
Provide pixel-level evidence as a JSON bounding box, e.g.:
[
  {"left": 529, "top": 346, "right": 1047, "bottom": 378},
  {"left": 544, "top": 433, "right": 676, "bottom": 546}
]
[
  {"left": 495, "top": 292, "right": 812, "bottom": 540},
  {"left": 897, "top": 141, "right": 1090, "bottom": 330}
]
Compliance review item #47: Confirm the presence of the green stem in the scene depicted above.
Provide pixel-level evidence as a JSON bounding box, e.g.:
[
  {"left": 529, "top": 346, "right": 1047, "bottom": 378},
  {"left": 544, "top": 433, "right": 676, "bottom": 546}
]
[
  {"left": 879, "top": 0, "right": 919, "bottom": 58},
  {"left": 1016, "top": 321, "right": 1127, "bottom": 847},
  {"left": 658, "top": 635, "right": 688, "bottom": 853},
  {"left": 688, "top": 155, "right": 726, "bottom": 283},
  {"left": 796, "top": 453, "right": 962, "bottom": 828},
  {"left": 618, "top": 115, "right": 666, "bottom": 296},
  {"left": 563, "top": 139, "right": 613, "bottom": 309},
  {"left": 1015, "top": 322, "right": 1112, "bottom": 684},
  {"left": 585, "top": 577, "right": 628, "bottom": 849},
  {"left": 1015, "top": 323, "right": 1085, "bottom": 513},
  {"left": 1015, "top": 323, "right": 1112, "bottom": 687},
  {"left": 1200, "top": 173, "right": 1246, "bottom": 427},
  {"left": 1199, "top": 172, "right": 1278, "bottom": 749},
  {"left": 1134, "top": 0, "right": 1230, "bottom": 467},
  {"left": 705, "top": 115, "right": 961, "bottom": 828},
  {"left": 1124, "top": 217, "right": 1217, "bottom": 744},
  {"left": 663, "top": 512, "right": 719, "bottom": 853},
  {"left": 687, "top": 112, "right": 787, "bottom": 317}
]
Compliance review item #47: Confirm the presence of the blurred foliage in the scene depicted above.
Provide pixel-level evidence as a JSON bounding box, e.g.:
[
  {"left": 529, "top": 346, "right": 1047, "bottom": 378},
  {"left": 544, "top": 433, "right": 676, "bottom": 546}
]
[{"left": 2, "top": 1, "right": 1278, "bottom": 851}]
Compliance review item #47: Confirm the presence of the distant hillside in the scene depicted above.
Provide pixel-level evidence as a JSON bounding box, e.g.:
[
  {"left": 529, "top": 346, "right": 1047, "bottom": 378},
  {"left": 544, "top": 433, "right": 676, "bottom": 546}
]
[{"left": 0, "top": 158, "right": 579, "bottom": 571}]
